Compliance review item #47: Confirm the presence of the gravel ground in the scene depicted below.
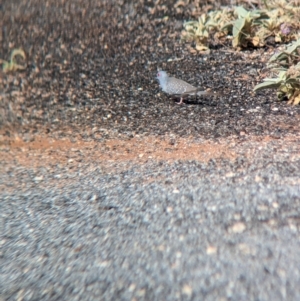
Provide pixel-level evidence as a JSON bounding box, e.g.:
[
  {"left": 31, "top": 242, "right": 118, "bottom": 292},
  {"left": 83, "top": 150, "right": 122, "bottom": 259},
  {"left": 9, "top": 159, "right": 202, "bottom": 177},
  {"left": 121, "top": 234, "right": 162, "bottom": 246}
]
[
  {"left": 2, "top": 0, "right": 300, "bottom": 300},
  {"left": 2, "top": 134, "right": 300, "bottom": 301}
]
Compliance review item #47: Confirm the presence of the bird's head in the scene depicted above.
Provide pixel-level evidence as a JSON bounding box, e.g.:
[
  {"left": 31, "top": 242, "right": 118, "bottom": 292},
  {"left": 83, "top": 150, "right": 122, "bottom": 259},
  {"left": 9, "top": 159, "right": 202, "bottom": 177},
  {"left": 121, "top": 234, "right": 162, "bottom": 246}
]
[
  {"left": 156, "top": 71, "right": 168, "bottom": 88},
  {"left": 156, "top": 70, "right": 168, "bottom": 81}
]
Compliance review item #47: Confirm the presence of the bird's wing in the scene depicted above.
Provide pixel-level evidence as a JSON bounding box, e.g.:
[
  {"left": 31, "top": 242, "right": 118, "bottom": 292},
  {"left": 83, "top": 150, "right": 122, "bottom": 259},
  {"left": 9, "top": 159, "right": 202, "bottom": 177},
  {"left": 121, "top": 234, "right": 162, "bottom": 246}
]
[
  {"left": 172, "top": 87, "right": 206, "bottom": 97},
  {"left": 173, "top": 88, "right": 222, "bottom": 97},
  {"left": 167, "top": 77, "right": 196, "bottom": 95}
]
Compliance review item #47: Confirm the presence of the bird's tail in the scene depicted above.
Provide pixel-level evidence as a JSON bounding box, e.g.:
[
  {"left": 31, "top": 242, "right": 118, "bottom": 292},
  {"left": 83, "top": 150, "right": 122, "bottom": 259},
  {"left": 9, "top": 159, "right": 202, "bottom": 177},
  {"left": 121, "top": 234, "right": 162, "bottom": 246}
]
[
  {"left": 198, "top": 90, "right": 221, "bottom": 96},
  {"left": 186, "top": 88, "right": 220, "bottom": 96},
  {"left": 196, "top": 90, "right": 209, "bottom": 96}
]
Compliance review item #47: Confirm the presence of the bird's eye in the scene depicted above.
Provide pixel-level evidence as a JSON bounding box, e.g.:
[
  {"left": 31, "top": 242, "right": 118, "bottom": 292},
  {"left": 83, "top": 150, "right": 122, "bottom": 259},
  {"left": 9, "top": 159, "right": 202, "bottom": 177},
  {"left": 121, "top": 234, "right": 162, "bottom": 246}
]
[{"left": 157, "top": 73, "right": 160, "bottom": 76}]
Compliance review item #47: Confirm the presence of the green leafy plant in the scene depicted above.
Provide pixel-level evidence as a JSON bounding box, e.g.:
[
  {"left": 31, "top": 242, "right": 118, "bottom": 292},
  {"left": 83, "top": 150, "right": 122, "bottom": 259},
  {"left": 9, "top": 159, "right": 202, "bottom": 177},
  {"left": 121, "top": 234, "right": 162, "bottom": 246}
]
[
  {"left": 181, "top": 0, "right": 300, "bottom": 50},
  {"left": 182, "top": 15, "right": 211, "bottom": 51},
  {"left": 254, "top": 39, "right": 300, "bottom": 105},
  {"left": 222, "top": 6, "right": 269, "bottom": 48},
  {"left": 182, "top": 9, "right": 234, "bottom": 51},
  {"left": 1, "top": 49, "right": 26, "bottom": 73},
  {"left": 268, "top": 39, "right": 300, "bottom": 68}
]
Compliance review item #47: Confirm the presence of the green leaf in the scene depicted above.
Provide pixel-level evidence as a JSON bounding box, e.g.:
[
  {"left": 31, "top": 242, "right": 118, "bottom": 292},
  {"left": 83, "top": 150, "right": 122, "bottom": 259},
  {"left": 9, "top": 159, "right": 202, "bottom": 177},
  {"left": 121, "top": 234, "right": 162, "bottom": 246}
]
[
  {"left": 250, "top": 11, "right": 269, "bottom": 21},
  {"left": 232, "top": 18, "right": 247, "bottom": 47},
  {"left": 269, "top": 39, "right": 300, "bottom": 64},
  {"left": 285, "top": 78, "right": 300, "bottom": 86},
  {"left": 221, "top": 22, "right": 233, "bottom": 33},
  {"left": 2, "top": 48, "right": 26, "bottom": 73},
  {"left": 254, "top": 81, "right": 282, "bottom": 91},
  {"left": 285, "top": 38, "right": 300, "bottom": 54},
  {"left": 235, "top": 6, "right": 249, "bottom": 18},
  {"left": 10, "top": 49, "right": 26, "bottom": 62},
  {"left": 233, "top": 18, "right": 246, "bottom": 38},
  {"left": 272, "top": 67, "right": 289, "bottom": 72}
]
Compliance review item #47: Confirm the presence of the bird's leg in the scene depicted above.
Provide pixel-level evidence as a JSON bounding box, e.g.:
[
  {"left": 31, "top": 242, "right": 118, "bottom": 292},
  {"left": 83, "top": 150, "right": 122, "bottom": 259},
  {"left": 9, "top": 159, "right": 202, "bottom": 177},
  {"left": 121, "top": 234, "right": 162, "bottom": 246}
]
[{"left": 177, "top": 97, "right": 184, "bottom": 105}]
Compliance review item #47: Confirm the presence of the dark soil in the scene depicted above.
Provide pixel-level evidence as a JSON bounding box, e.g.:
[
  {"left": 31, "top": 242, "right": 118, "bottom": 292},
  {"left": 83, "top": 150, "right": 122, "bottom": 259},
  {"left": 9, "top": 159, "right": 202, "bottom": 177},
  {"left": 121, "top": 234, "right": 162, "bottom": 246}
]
[{"left": 2, "top": 0, "right": 300, "bottom": 140}]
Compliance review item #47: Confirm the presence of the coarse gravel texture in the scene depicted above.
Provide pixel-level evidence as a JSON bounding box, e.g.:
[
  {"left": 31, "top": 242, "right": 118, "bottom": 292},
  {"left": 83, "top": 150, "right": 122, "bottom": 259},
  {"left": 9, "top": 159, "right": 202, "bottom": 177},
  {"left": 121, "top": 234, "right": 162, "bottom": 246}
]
[
  {"left": 2, "top": 0, "right": 300, "bottom": 300},
  {"left": 2, "top": 136, "right": 300, "bottom": 301}
]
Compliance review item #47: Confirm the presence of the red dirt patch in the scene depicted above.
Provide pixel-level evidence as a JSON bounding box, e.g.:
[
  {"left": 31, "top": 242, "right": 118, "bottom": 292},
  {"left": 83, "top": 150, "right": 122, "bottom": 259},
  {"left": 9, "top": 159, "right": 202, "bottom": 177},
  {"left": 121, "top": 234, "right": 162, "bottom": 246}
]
[
  {"left": 2, "top": 132, "right": 300, "bottom": 194},
  {"left": 1, "top": 134, "right": 237, "bottom": 169},
  {"left": 2, "top": 131, "right": 300, "bottom": 174}
]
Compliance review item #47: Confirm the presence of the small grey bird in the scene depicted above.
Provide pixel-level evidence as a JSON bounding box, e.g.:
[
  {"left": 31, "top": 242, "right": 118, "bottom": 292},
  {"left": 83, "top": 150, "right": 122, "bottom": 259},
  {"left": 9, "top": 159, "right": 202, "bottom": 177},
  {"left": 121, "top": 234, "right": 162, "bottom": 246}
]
[{"left": 156, "top": 70, "right": 211, "bottom": 104}]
